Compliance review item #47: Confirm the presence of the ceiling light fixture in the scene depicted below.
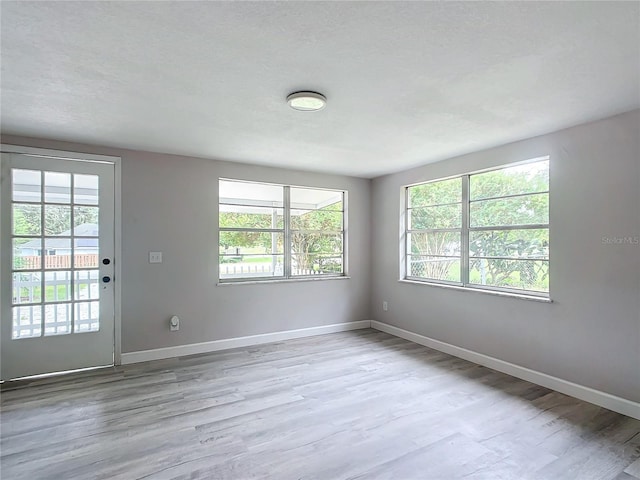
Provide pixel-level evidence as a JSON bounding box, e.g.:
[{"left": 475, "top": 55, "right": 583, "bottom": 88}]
[{"left": 287, "top": 91, "right": 326, "bottom": 111}]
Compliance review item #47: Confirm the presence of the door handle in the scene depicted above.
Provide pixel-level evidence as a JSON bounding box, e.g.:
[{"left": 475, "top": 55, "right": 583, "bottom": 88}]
[{"left": 102, "top": 276, "right": 111, "bottom": 283}]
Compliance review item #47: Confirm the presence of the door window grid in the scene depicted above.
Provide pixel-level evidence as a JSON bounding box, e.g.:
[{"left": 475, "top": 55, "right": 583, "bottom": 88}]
[{"left": 11, "top": 169, "right": 100, "bottom": 338}]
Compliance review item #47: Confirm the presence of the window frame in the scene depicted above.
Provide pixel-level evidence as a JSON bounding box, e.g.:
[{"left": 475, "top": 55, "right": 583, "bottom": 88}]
[
  {"left": 219, "top": 179, "right": 346, "bottom": 283},
  {"left": 404, "top": 157, "right": 549, "bottom": 298},
  {"left": 405, "top": 177, "right": 463, "bottom": 287}
]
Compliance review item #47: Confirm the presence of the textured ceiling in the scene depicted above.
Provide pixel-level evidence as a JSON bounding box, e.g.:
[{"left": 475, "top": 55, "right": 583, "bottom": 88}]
[{"left": 1, "top": 1, "right": 639, "bottom": 178}]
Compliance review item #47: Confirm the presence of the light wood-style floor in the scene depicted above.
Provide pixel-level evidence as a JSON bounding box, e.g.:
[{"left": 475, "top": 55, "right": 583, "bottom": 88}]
[{"left": 1, "top": 329, "right": 639, "bottom": 480}]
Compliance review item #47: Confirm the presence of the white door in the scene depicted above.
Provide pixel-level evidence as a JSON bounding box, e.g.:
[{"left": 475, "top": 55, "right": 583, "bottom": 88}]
[{"left": 1, "top": 153, "right": 115, "bottom": 380}]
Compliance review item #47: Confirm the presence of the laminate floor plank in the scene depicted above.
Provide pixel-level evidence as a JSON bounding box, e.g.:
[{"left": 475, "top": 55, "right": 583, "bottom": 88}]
[{"left": 1, "top": 329, "right": 638, "bottom": 480}]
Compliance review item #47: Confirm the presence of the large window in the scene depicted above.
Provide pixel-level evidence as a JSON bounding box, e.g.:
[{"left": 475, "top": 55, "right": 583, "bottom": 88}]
[
  {"left": 405, "top": 158, "right": 549, "bottom": 296},
  {"left": 219, "top": 179, "right": 345, "bottom": 282}
]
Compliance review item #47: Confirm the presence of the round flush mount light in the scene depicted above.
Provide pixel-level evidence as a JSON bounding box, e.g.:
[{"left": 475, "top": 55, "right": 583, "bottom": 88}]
[{"left": 287, "top": 91, "right": 326, "bottom": 111}]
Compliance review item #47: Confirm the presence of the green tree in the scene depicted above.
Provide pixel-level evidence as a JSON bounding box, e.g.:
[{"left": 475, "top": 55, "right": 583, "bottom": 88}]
[
  {"left": 219, "top": 202, "right": 344, "bottom": 273},
  {"left": 409, "top": 161, "right": 549, "bottom": 291},
  {"left": 290, "top": 202, "right": 343, "bottom": 273},
  {"left": 219, "top": 212, "right": 279, "bottom": 252},
  {"left": 12, "top": 207, "right": 32, "bottom": 237},
  {"left": 468, "top": 163, "right": 549, "bottom": 290},
  {"left": 17, "top": 205, "right": 99, "bottom": 236},
  {"left": 408, "top": 177, "right": 461, "bottom": 280}
]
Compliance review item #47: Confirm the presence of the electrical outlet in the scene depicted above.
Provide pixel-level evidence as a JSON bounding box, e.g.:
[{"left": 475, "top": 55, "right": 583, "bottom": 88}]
[
  {"left": 170, "top": 315, "right": 180, "bottom": 331},
  {"left": 149, "top": 252, "right": 163, "bottom": 263},
  {"left": 383, "top": 301, "right": 388, "bottom": 311}
]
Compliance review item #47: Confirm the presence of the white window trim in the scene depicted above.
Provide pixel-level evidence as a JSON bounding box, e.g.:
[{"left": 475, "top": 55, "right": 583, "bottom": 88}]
[
  {"left": 403, "top": 157, "right": 550, "bottom": 299},
  {"left": 218, "top": 179, "right": 347, "bottom": 283}
]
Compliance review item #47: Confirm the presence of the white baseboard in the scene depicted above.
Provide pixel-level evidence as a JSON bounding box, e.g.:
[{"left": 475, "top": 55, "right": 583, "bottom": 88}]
[
  {"left": 371, "top": 320, "right": 640, "bottom": 420},
  {"left": 121, "top": 318, "right": 639, "bottom": 420},
  {"left": 121, "top": 320, "right": 372, "bottom": 365}
]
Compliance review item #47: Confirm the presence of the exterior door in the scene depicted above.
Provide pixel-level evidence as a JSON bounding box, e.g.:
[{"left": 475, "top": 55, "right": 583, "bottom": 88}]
[{"left": 1, "top": 152, "right": 115, "bottom": 379}]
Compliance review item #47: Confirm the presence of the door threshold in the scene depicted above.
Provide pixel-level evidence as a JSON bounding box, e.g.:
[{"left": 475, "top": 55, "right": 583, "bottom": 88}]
[{"left": 1, "top": 364, "right": 115, "bottom": 390}]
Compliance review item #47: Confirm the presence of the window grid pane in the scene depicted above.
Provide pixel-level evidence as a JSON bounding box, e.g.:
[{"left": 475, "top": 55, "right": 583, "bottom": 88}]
[
  {"left": 408, "top": 255, "right": 461, "bottom": 282},
  {"left": 470, "top": 160, "right": 549, "bottom": 201},
  {"left": 408, "top": 177, "right": 462, "bottom": 208},
  {"left": 219, "top": 181, "right": 345, "bottom": 281},
  {"left": 469, "top": 258, "right": 549, "bottom": 293},
  {"left": 405, "top": 159, "right": 549, "bottom": 296},
  {"left": 469, "top": 192, "right": 549, "bottom": 228}
]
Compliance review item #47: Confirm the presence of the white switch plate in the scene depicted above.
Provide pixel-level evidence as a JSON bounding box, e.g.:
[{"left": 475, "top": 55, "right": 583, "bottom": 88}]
[{"left": 149, "top": 252, "right": 163, "bottom": 263}]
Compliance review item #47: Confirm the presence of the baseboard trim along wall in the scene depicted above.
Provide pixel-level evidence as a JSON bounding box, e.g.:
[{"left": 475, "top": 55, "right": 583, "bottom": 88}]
[
  {"left": 121, "top": 319, "right": 639, "bottom": 420},
  {"left": 370, "top": 320, "right": 640, "bottom": 421},
  {"left": 120, "top": 320, "right": 371, "bottom": 365}
]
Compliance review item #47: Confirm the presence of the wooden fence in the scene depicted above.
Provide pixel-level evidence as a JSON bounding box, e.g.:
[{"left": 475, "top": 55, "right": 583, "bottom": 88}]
[{"left": 16, "top": 254, "right": 99, "bottom": 270}]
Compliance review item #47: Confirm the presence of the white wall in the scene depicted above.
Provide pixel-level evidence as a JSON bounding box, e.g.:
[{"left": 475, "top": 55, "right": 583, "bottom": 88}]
[
  {"left": 1, "top": 135, "right": 372, "bottom": 353},
  {"left": 370, "top": 110, "right": 640, "bottom": 402}
]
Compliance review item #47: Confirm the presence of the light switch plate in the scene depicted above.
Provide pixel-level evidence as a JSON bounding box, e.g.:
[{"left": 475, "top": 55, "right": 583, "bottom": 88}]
[{"left": 149, "top": 252, "right": 163, "bottom": 263}]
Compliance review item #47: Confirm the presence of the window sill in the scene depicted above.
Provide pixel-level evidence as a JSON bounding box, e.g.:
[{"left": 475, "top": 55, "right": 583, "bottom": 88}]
[
  {"left": 398, "top": 279, "right": 552, "bottom": 303},
  {"left": 218, "top": 276, "right": 350, "bottom": 286}
]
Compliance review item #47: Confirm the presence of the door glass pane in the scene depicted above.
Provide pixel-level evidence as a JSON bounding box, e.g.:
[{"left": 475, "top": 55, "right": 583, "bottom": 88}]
[
  {"left": 12, "top": 305, "right": 42, "bottom": 339},
  {"left": 44, "top": 271, "right": 72, "bottom": 302},
  {"left": 74, "top": 206, "right": 99, "bottom": 232},
  {"left": 74, "top": 239, "right": 99, "bottom": 267},
  {"left": 44, "top": 172, "right": 71, "bottom": 203},
  {"left": 12, "top": 169, "right": 41, "bottom": 202},
  {"left": 44, "top": 205, "right": 71, "bottom": 236},
  {"left": 75, "top": 270, "right": 99, "bottom": 300},
  {"left": 13, "top": 238, "right": 41, "bottom": 270},
  {"left": 13, "top": 272, "right": 41, "bottom": 304},
  {"left": 13, "top": 204, "right": 41, "bottom": 235},
  {"left": 9, "top": 162, "right": 109, "bottom": 346},
  {"left": 44, "top": 238, "right": 71, "bottom": 269},
  {"left": 74, "top": 174, "right": 99, "bottom": 205},
  {"left": 75, "top": 301, "right": 99, "bottom": 332},
  {"left": 44, "top": 303, "right": 72, "bottom": 336}
]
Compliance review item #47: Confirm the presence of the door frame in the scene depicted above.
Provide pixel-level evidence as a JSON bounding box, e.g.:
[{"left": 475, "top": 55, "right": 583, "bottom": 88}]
[{"left": 1, "top": 144, "right": 123, "bottom": 366}]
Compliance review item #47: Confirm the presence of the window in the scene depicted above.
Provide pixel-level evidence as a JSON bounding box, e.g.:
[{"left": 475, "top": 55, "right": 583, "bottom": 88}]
[
  {"left": 219, "top": 179, "right": 345, "bottom": 282},
  {"left": 405, "top": 158, "right": 549, "bottom": 296}
]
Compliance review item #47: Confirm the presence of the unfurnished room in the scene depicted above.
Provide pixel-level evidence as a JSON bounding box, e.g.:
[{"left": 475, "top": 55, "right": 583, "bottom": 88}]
[{"left": 0, "top": 1, "right": 639, "bottom": 479}]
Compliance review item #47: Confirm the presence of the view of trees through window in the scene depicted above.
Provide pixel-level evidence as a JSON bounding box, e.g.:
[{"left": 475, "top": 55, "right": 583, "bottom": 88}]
[
  {"left": 14, "top": 206, "right": 99, "bottom": 238},
  {"left": 406, "top": 159, "right": 549, "bottom": 294},
  {"left": 219, "top": 180, "right": 344, "bottom": 280}
]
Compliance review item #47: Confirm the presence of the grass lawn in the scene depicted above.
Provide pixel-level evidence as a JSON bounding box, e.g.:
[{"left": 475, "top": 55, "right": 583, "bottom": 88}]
[{"left": 16, "top": 284, "right": 92, "bottom": 302}]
